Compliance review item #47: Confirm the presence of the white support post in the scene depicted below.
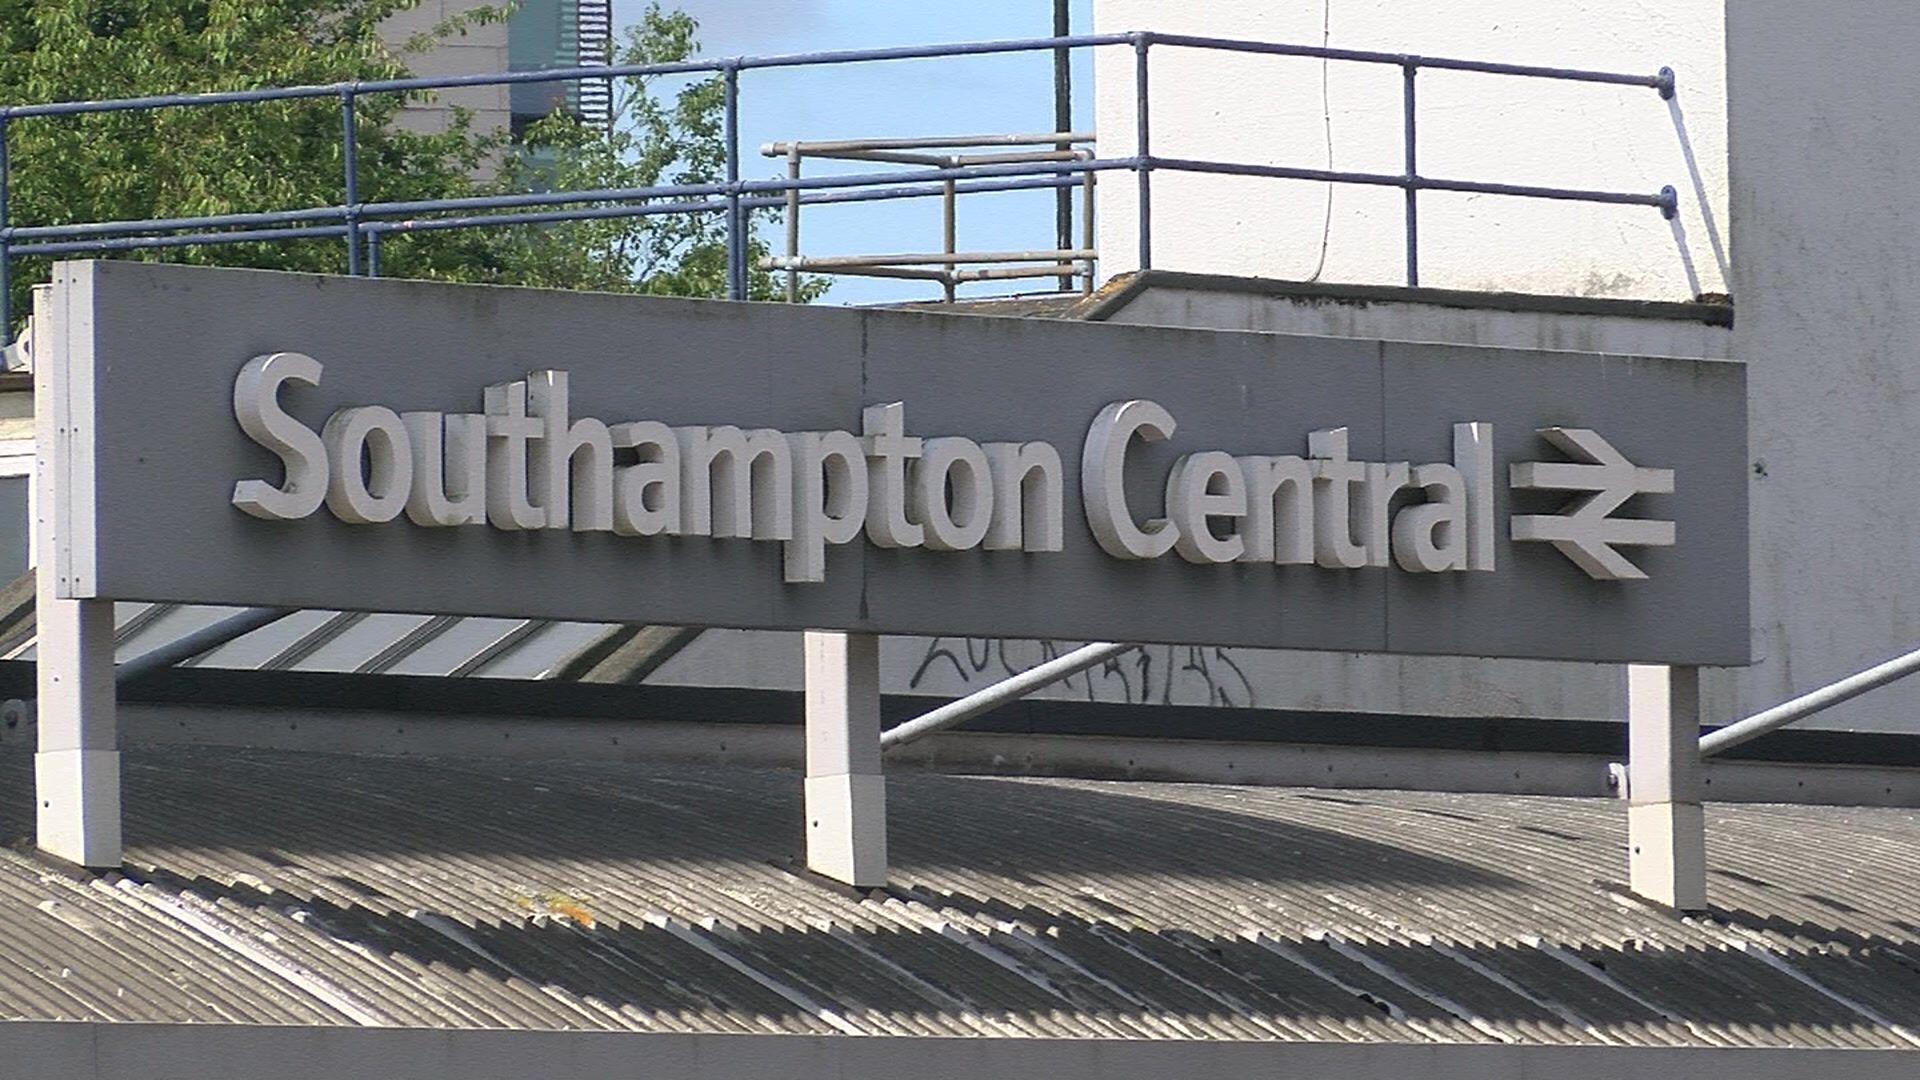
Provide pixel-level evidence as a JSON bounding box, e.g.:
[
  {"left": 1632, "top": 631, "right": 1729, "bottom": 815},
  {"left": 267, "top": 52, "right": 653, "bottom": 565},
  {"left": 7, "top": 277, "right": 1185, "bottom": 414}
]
[
  {"left": 33, "top": 277, "right": 121, "bottom": 869},
  {"left": 1626, "top": 663, "right": 1704, "bottom": 911},
  {"left": 803, "top": 630, "right": 887, "bottom": 887}
]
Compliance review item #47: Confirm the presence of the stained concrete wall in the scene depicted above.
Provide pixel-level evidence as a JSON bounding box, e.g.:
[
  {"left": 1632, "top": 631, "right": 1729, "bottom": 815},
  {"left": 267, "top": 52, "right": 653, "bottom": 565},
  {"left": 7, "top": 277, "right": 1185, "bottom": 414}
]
[
  {"left": 1723, "top": 0, "right": 1920, "bottom": 730},
  {"left": 1090, "top": 0, "right": 1726, "bottom": 302}
]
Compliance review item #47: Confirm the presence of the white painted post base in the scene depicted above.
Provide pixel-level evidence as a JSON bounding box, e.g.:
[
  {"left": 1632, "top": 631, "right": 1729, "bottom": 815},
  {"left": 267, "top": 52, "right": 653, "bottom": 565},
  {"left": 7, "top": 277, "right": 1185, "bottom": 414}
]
[
  {"left": 32, "top": 590, "right": 122, "bottom": 869},
  {"left": 803, "top": 630, "right": 887, "bottom": 887},
  {"left": 1626, "top": 664, "right": 1705, "bottom": 911},
  {"left": 34, "top": 748, "right": 121, "bottom": 868}
]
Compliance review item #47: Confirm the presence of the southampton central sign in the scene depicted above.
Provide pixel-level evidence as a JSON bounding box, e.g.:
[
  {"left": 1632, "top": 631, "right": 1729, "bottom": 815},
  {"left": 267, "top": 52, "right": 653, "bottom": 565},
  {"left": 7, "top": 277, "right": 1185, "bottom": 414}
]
[
  {"left": 234, "top": 364, "right": 1678, "bottom": 583},
  {"left": 43, "top": 261, "right": 1749, "bottom": 665}
]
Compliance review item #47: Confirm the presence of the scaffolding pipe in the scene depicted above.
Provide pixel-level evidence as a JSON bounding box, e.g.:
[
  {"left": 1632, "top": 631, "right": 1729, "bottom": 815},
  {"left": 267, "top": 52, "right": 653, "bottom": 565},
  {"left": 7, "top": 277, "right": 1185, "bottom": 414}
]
[
  {"left": 766, "top": 248, "right": 1096, "bottom": 269},
  {"left": 880, "top": 642, "right": 1135, "bottom": 749},
  {"left": 1700, "top": 645, "right": 1920, "bottom": 757},
  {"left": 114, "top": 607, "right": 292, "bottom": 683},
  {"left": 762, "top": 132, "right": 1095, "bottom": 154}
]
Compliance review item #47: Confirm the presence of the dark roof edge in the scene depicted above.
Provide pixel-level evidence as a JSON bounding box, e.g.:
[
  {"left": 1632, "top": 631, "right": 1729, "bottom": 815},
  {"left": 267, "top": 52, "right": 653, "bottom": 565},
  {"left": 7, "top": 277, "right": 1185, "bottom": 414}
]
[
  {"left": 6, "top": 662, "right": 1910, "bottom": 769},
  {"left": 1070, "top": 270, "right": 1735, "bottom": 328}
]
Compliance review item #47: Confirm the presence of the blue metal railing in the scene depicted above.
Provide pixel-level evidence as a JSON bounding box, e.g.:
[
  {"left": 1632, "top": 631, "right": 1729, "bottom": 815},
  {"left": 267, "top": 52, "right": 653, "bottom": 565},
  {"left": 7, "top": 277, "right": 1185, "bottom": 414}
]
[{"left": 0, "top": 31, "right": 1680, "bottom": 340}]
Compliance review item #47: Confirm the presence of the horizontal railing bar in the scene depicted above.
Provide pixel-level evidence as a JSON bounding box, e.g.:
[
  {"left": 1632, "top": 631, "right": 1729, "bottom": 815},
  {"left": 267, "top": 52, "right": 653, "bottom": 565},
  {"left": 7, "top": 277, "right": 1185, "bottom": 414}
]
[
  {"left": 0, "top": 32, "right": 1667, "bottom": 121},
  {"left": 950, "top": 149, "right": 1089, "bottom": 166},
  {"left": 765, "top": 248, "right": 1095, "bottom": 268},
  {"left": 364, "top": 159, "right": 1119, "bottom": 221},
  {"left": 784, "top": 148, "right": 951, "bottom": 166},
  {"left": 364, "top": 182, "right": 729, "bottom": 219},
  {"left": 952, "top": 263, "right": 1085, "bottom": 282},
  {"left": 737, "top": 157, "right": 1130, "bottom": 196},
  {"left": 366, "top": 197, "right": 731, "bottom": 234},
  {"left": 3, "top": 60, "right": 717, "bottom": 118},
  {"left": 6, "top": 152, "right": 1669, "bottom": 255},
  {"left": 789, "top": 173, "right": 1080, "bottom": 205},
  {"left": 13, "top": 223, "right": 350, "bottom": 255},
  {"left": 769, "top": 148, "right": 1088, "bottom": 168},
  {"left": 763, "top": 132, "right": 1095, "bottom": 154},
  {"left": 0, "top": 38, "right": 1130, "bottom": 119},
  {"left": 1149, "top": 156, "right": 1672, "bottom": 208},
  {"left": 734, "top": 33, "right": 1130, "bottom": 72},
  {"left": 6, "top": 205, "right": 346, "bottom": 241},
  {"left": 805, "top": 265, "right": 954, "bottom": 282},
  {"left": 14, "top": 174, "right": 1084, "bottom": 256},
  {"left": 1417, "top": 175, "right": 1673, "bottom": 208},
  {"left": 1146, "top": 31, "right": 1670, "bottom": 89}
]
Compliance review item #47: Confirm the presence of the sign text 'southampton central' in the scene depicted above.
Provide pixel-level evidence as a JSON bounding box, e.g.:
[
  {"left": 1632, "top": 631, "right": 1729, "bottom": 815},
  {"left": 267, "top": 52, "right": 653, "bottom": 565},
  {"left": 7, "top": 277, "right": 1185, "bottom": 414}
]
[
  {"left": 233, "top": 357, "right": 1520, "bottom": 583},
  {"left": 44, "top": 262, "right": 1749, "bottom": 665}
]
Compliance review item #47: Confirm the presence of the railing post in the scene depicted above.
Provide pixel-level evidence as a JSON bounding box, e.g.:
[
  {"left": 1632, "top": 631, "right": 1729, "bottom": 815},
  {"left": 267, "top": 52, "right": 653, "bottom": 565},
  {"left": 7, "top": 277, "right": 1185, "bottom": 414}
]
[
  {"left": 804, "top": 630, "right": 887, "bottom": 887},
  {"left": 784, "top": 147, "right": 800, "bottom": 303},
  {"left": 340, "top": 90, "right": 360, "bottom": 277},
  {"left": 1627, "top": 663, "right": 1707, "bottom": 912},
  {"left": 723, "top": 63, "right": 745, "bottom": 301},
  {"left": 366, "top": 230, "right": 382, "bottom": 278},
  {"left": 1, "top": 112, "right": 11, "bottom": 347},
  {"left": 942, "top": 159, "right": 957, "bottom": 303},
  {"left": 1081, "top": 156, "right": 1096, "bottom": 295},
  {"left": 1402, "top": 63, "right": 1419, "bottom": 287},
  {"left": 1133, "top": 31, "right": 1152, "bottom": 271},
  {"left": 1053, "top": 7, "right": 1073, "bottom": 293}
]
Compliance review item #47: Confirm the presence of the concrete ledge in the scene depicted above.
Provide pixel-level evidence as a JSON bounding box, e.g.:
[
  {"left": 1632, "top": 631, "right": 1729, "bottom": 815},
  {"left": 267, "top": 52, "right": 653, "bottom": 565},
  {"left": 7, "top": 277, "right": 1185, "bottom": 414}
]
[
  {"left": 3, "top": 702, "right": 1910, "bottom": 808},
  {"left": 1074, "top": 270, "right": 1735, "bottom": 327}
]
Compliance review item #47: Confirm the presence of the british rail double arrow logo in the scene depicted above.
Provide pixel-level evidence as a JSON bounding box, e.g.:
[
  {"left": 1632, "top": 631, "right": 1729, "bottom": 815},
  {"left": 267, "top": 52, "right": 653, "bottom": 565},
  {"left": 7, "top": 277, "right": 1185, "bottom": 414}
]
[{"left": 1509, "top": 427, "right": 1676, "bottom": 581}]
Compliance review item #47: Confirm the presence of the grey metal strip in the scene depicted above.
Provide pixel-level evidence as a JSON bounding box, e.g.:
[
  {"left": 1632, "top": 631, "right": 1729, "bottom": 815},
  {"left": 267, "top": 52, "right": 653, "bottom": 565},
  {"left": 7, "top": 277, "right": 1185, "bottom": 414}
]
[
  {"left": 259, "top": 611, "right": 370, "bottom": 672},
  {"left": 111, "top": 602, "right": 175, "bottom": 645},
  {"left": 357, "top": 615, "right": 464, "bottom": 675},
  {"left": 447, "top": 620, "right": 549, "bottom": 679}
]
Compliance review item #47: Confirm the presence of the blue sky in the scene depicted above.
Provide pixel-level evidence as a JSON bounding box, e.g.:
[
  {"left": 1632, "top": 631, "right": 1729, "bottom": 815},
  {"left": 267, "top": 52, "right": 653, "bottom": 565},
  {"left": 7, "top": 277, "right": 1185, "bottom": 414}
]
[{"left": 612, "top": 0, "right": 1097, "bottom": 305}]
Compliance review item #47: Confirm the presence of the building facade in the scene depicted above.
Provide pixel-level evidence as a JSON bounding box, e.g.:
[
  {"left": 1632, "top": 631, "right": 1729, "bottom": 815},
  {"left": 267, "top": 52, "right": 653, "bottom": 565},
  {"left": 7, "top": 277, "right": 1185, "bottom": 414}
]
[{"left": 381, "top": 0, "right": 613, "bottom": 144}]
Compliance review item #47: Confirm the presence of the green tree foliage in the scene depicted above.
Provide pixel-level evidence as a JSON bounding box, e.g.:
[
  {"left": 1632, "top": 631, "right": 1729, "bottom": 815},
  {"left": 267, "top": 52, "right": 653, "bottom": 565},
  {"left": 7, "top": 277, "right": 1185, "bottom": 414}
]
[{"left": 0, "top": 0, "right": 815, "bottom": 323}]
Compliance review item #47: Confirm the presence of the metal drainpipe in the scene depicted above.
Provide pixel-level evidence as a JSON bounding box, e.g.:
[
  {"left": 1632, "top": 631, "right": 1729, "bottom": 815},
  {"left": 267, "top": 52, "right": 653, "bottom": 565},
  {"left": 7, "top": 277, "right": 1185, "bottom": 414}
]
[
  {"left": 114, "top": 608, "right": 293, "bottom": 684},
  {"left": 1701, "top": 644, "right": 1920, "bottom": 757},
  {"left": 3, "top": 606, "right": 294, "bottom": 730},
  {"left": 880, "top": 642, "right": 1135, "bottom": 749}
]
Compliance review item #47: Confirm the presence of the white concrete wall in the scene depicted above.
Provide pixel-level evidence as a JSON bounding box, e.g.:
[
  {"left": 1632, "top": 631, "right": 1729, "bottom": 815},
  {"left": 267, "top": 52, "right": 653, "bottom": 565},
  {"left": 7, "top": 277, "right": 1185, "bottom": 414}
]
[
  {"left": 1723, "top": 1, "right": 1920, "bottom": 732},
  {"left": 1091, "top": 0, "right": 1727, "bottom": 301}
]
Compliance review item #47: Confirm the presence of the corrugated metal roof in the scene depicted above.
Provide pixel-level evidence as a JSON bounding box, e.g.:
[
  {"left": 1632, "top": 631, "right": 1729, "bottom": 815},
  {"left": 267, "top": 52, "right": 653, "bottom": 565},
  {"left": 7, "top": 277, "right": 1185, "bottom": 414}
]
[{"left": 0, "top": 745, "right": 1915, "bottom": 1045}]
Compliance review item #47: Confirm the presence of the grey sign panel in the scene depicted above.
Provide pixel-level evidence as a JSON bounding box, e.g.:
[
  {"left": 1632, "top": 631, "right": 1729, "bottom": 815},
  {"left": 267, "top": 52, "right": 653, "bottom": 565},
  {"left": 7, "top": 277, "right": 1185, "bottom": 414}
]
[{"left": 48, "top": 261, "right": 1748, "bottom": 664}]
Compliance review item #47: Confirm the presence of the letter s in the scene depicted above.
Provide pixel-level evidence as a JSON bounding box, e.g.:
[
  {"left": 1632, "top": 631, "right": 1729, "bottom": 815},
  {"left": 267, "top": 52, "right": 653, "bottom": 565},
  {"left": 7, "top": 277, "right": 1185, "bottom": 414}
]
[{"left": 231, "top": 352, "right": 328, "bottom": 520}]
